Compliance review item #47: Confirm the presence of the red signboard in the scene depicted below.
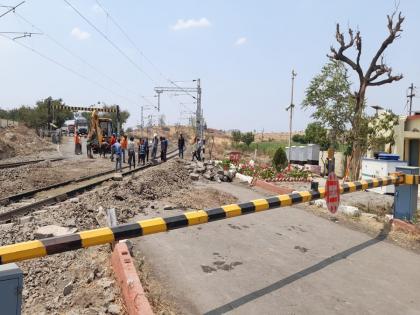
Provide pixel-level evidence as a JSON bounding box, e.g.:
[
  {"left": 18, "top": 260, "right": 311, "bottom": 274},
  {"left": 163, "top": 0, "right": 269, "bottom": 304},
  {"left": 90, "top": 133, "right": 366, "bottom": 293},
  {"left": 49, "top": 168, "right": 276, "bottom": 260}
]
[{"left": 325, "top": 172, "right": 340, "bottom": 214}]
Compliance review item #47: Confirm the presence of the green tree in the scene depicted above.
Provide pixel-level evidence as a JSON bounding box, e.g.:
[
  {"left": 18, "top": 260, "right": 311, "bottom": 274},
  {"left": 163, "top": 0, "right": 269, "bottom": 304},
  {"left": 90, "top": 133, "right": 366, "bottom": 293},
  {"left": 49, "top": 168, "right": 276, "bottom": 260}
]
[
  {"left": 231, "top": 130, "right": 242, "bottom": 143},
  {"left": 272, "top": 147, "right": 288, "bottom": 171},
  {"left": 241, "top": 132, "right": 255, "bottom": 147},
  {"left": 0, "top": 97, "right": 73, "bottom": 129},
  {"left": 304, "top": 122, "right": 329, "bottom": 150},
  {"left": 367, "top": 110, "right": 398, "bottom": 153},
  {"left": 302, "top": 60, "right": 353, "bottom": 146},
  {"left": 328, "top": 11, "right": 404, "bottom": 179},
  {"left": 292, "top": 134, "right": 307, "bottom": 144}
]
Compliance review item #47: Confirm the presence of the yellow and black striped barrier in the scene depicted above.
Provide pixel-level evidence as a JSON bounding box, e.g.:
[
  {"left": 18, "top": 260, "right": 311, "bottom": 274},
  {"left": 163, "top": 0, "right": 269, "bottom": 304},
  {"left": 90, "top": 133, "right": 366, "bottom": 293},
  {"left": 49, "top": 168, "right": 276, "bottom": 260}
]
[
  {"left": 0, "top": 174, "right": 413, "bottom": 265},
  {"left": 52, "top": 105, "right": 117, "bottom": 113}
]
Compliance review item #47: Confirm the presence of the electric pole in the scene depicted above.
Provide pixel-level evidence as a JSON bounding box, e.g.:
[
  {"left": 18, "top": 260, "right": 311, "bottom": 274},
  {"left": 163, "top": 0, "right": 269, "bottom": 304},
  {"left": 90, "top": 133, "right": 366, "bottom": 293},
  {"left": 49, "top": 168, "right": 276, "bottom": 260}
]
[
  {"left": 196, "top": 78, "right": 202, "bottom": 140},
  {"left": 408, "top": 83, "right": 415, "bottom": 116},
  {"left": 140, "top": 105, "right": 144, "bottom": 137},
  {"left": 286, "top": 70, "right": 297, "bottom": 168},
  {"left": 154, "top": 79, "right": 203, "bottom": 139},
  {"left": 155, "top": 90, "right": 162, "bottom": 112}
]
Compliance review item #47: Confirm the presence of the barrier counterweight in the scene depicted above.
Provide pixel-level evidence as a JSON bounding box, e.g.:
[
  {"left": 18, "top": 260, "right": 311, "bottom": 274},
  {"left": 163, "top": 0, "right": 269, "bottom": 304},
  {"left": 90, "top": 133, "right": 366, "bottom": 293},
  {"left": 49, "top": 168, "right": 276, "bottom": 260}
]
[{"left": 0, "top": 175, "right": 406, "bottom": 265}]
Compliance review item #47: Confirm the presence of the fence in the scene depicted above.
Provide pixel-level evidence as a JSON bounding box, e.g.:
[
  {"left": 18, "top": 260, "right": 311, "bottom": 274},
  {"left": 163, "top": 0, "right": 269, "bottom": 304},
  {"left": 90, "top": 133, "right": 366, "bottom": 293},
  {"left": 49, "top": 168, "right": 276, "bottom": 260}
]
[{"left": 0, "top": 119, "right": 18, "bottom": 128}]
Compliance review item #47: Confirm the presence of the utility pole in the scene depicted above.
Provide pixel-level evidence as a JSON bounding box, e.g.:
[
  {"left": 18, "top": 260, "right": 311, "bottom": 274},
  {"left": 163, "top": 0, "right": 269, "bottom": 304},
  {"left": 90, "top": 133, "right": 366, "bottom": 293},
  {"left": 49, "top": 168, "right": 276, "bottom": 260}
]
[
  {"left": 116, "top": 105, "right": 121, "bottom": 136},
  {"left": 155, "top": 90, "right": 162, "bottom": 112},
  {"left": 140, "top": 105, "right": 144, "bottom": 137},
  {"left": 408, "top": 83, "right": 415, "bottom": 116},
  {"left": 196, "top": 78, "right": 203, "bottom": 140},
  {"left": 286, "top": 70, "right": 297, "bottom": 169}
]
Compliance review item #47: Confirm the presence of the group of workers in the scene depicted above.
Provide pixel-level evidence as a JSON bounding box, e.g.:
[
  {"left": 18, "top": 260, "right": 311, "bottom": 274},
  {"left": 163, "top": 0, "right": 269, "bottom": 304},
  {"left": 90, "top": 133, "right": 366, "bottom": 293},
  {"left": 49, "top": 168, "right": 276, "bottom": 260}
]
[{"left": 74, "top": 132, "right": 205, "bottom": 172}]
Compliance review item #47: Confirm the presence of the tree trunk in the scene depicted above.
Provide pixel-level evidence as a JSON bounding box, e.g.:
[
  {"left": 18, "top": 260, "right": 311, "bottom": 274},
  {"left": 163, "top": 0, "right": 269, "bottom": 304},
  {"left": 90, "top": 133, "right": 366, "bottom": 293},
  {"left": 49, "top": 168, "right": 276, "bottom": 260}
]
[{"left": 349, "top": 87, "right": 366, "bottom": 180}]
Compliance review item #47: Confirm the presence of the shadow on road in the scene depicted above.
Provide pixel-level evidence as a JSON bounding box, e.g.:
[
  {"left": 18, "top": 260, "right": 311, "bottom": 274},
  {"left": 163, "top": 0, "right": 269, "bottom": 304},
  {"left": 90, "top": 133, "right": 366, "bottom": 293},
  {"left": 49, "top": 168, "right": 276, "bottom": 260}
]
[{"left": 204, "top": 224, "right": 391, "bottom": 315}]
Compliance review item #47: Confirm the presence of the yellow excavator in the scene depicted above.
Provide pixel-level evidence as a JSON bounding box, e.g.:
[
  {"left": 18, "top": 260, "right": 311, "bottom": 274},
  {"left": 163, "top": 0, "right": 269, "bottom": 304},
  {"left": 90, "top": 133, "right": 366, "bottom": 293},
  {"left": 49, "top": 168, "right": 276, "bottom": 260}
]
[
  {"left": 87, "top": 110, "right": 113, "bottom": 157},
  {"left": 53, "top": 104, "right": 117, "bottom": 157}
]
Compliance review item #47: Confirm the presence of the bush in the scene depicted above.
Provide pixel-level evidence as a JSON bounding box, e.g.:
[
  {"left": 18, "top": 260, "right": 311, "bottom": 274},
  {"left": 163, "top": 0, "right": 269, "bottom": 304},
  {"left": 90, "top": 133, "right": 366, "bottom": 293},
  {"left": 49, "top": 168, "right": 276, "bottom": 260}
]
[
  {"left": 241, "top": 132, "right": 255, "bottom": 147},
  {"left": 231, "top": 130, "right": 242, "bottom": 143},
  {"left": 272, "top": 147, "right": 288, "bottom": 171}
]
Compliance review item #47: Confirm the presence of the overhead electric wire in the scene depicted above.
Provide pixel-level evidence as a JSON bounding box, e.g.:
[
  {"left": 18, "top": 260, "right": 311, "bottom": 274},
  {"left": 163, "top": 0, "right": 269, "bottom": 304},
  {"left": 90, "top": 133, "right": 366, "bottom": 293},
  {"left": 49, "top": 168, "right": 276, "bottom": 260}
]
[
  {"left": 0, "top": 33, "right": 139, "bottom": 105},
  {"left": 13, "top": 12, "right": 153, "bottom": 106},
  {"left": 0, "top": 0, "right": 24, "bottom": 18},
  {"left": 93, "top": 0, "right": 198, "bottom": 100},
  {"left": 63, "top": 0, "right": 157, "bottom": 86}
]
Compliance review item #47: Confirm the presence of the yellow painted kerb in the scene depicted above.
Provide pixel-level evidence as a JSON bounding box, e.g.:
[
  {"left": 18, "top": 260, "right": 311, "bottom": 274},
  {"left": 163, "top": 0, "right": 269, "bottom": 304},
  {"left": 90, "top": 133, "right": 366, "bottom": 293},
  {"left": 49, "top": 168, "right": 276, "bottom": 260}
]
[
  {"left": 279, "top": 194, "right": 292, "bottom": 206},
  {"left": 252, "top": 199, "right": 270, "bottom": 211},
  {"left": 0, "top": 240, "right": 46, "bottom": 263},
  {"left": 222, "top": 204, "right": 242, "bottom": 217},
  {"left": 184, "top": 210, "right": 208, "bottom": 225},
  {"left": 298, "top": 191, "right": 312, "bottom": 202}
]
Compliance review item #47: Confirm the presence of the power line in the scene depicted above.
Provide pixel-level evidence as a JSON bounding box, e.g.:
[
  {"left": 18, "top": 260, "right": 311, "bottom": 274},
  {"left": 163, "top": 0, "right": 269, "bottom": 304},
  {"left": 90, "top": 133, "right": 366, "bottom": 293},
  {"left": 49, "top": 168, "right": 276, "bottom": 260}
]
[
  {"left": 14, "top": 12, "right": 153, "bottom": 105},
  {"left": 0, "top": 0, "right": 24, "bottom": 19},
  {"left": 93, "top": 0, "right": 197, "bottom": 100},
  {"left": 0, "top": 33, "right": 138, "bottom": 105},
  {"left": 63, "top": 0, "right": 157, "bottom": 85}
]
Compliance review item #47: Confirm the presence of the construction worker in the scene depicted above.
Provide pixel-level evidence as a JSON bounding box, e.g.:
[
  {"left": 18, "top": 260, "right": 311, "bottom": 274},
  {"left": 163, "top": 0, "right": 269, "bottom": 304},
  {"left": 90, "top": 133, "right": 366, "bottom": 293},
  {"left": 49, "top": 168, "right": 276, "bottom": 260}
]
[
  {"left": 151, "top": 134, "right": 159, "bottom": 161},
  {"left": 86, "top": 137, "right": 93, "bottom": 158},
  {"left": 74, "top": 132, "right": 82, "bottom": 155},
  {"left": 178, "top": 134, "right": 185, "bottom": 159},
  {"left": 127, "top": 136, "right": 136, "bottom": 170},
  {"left": 112, "top": 138, "right": 122, "bottom": 172},
  {"left": 121, "top": 134, "right": 128, "bottom": 163},
  {"left": 144, "top": 137, "right": 149, "bottom": 162},
  {"left": 138, "top": 139, "right": 146, "bottom": 165},
  {"left": 192, "top": 137, "right": 202, "bottom": 161},
  {"left": 110, "top": 133, "right": 116, "bottom": 162}
]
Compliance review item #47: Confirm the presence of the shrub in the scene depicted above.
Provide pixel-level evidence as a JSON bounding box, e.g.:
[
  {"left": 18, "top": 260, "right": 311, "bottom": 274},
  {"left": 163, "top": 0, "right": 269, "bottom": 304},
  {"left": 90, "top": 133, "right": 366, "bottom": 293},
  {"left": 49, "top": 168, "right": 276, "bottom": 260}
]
[{"left": 272, "top": 147, "right": 288, "bottom": 171}]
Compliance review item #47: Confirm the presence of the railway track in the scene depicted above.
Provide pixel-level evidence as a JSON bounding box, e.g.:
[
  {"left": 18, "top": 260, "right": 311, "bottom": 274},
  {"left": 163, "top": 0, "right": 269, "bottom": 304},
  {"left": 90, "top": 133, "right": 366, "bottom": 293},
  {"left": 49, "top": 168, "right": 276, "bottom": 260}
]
[
  {"left": 0, "top": 149, "right": 178, "bottom": 222},
  {"left": 0, "top": 157, "right": 65, "bottom": 169}
]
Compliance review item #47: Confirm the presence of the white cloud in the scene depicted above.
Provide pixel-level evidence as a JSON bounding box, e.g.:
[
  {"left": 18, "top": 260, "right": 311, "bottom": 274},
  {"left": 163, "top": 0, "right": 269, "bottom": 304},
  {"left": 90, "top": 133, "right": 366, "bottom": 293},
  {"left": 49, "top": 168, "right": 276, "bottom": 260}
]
[
  {"left": 70, "top": 27, "right": 91, "bottom": 40},
  {"left": 235, "top": 37, "right": 247, "bottom": 46},
  {"left": 171, "top": 18, "right": 211, "bottom": 31}
]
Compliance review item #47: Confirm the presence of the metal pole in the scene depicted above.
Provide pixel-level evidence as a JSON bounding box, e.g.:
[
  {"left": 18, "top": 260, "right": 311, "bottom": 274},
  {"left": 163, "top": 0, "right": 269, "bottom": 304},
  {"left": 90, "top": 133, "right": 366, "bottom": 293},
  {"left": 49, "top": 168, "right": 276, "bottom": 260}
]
[
  {"left": 286, "top": 70, "right": 297, "bottom": 169},
  {"left": 156, "top": 91, "right": 161, "bottom": 112},
  {"left": 116, "top": 105, "right": 121, "bottom": 136},
  {"left": 196, "top": 78, "right": 202, "bottom": 139},
  {"left": 140, "top": 105, "right": 144, "bottom": 137},
  {"left": 408, "top": 83, "right": 415, "bottom": 116}
]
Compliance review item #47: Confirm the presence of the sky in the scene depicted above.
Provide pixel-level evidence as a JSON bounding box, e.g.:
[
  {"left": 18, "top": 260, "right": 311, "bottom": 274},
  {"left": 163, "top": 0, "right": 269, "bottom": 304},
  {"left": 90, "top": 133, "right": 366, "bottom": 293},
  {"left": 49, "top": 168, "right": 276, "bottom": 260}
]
[{"left": 0, "top": 0, "right": 419, "bottom": 132}]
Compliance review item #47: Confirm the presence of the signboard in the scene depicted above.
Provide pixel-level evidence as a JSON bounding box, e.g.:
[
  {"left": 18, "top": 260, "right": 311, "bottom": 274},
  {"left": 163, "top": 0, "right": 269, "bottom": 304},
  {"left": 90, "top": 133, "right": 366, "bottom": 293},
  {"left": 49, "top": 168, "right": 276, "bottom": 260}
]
[{"left": 325, "top": 172, "right": 340, "bottom": 213}]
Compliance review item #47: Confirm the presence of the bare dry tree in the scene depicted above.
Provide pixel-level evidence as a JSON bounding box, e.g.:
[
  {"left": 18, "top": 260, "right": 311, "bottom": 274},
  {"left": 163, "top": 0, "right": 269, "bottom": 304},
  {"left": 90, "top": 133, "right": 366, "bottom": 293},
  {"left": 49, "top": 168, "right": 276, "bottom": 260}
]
[{"left": 328, "top": 10, "right": 404, "bottom": 180}]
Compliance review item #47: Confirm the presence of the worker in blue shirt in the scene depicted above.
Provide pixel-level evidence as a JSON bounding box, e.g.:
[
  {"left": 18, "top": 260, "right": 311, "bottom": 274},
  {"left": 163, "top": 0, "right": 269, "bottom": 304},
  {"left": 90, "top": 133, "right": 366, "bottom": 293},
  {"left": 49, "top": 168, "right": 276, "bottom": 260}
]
[{"left": 112, "top": 139, "right": 122, "bottom": 172}]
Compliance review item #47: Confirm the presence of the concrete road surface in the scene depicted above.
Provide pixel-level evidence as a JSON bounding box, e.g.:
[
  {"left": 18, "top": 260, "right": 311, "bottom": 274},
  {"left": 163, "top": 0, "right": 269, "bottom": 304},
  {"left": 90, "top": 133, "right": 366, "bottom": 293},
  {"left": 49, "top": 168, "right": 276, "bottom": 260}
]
[{"left": 132, "top": 182, "right": 420, "bottom": 315}]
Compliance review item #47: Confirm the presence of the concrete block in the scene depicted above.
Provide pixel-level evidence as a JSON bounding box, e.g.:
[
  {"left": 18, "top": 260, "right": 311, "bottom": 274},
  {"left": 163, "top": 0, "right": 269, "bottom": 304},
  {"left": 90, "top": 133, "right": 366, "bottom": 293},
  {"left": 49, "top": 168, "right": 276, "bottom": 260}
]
[
  {"left": 314, "top": 199, "right": 327, "bottom": 208},
  {"left": 112, "top": 173, "right": 123, "bottom": 181},
  {"left": 18, "top": 216, "right": 33, "bottom": 224},
  {"left": 35, "top": 225, "right": 78, "bottom": 239},
  {"left": 338, "top": 205, "right": 361, "bottom": 217},
  {"left": 68, "top": 197, "right": 79, "bottom": 203}
]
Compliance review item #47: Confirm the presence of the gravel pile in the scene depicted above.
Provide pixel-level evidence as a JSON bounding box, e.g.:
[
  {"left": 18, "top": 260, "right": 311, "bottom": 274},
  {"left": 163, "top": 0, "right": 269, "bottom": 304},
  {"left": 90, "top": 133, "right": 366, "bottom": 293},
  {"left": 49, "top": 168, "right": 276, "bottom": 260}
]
[
  {"left": 0, "top": 158, "right": 191, "bottom": 314},
  {"left": 0, "top": 125, "right": 55, "bottom": 160}
]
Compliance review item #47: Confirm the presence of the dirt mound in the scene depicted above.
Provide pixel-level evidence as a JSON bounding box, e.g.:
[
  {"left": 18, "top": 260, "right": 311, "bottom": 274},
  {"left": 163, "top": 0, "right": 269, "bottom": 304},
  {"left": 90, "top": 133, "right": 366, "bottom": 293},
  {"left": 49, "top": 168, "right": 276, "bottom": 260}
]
[{"left": 0, "top": 125, "right": 55, "bottom": 160}]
